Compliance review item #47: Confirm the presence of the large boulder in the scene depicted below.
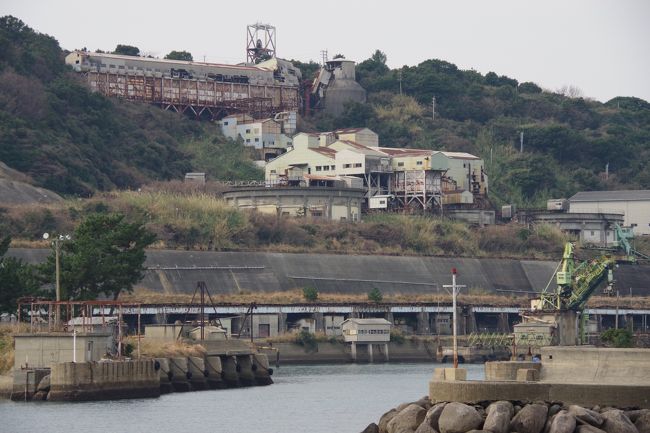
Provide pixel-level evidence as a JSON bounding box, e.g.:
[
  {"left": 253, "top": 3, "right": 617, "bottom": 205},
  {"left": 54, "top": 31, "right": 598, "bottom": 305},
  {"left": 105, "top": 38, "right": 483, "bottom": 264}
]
[
  {"left": 601, "top": 410, "right": 638, "bottom": 433},
  {"left": 484, "top": 401, "right": 514, "bottom": 433},
  {"left": 510, "top": 404, "right": 549, "bottom": 433},
  {"left": 570, "top": 405, "right": 604, "bottom": 427},
  {"left": 635, "top": 411, "right": 650, "bottom": 433},
  {"left": 549, "top": 411, "right": 577, "bottom": 433},
  {"left": 439, "top": 402, "right": 483, "bottom": 433},
  {"left": 414, "top": 423, "right": 438, "bottom": 433},
  {"left": 379, "top": 409, "right": 399, "bottom": 433},
  {"left": 387, "top": 404, "right": 427, "bottom": 433},
  {"left": 424, "top": 403, "right": 447, "bottom": 432},
  {"left": 577, "top": 425, "right": 609, "bottom": 433},
  {"left": 361, "top": 423, "right": 380, "bottom": 433}
]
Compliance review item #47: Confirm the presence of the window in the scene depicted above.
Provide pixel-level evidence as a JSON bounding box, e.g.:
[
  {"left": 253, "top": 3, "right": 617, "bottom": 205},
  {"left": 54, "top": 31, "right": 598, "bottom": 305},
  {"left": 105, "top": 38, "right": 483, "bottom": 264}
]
[
  {"left": 316, "top": 166, "right": 322, "bottom": 171},
  {"left": 246, "top": 139, "right": 251, "bottom": 143},
  {"left": 398, "top": 162, "right": 404, "bottom": 167},
  {"left": 323, "top": 166, "right": 330, "bottom": 171},
  {"left": 118, "top": 65, "right": 125, "bottom": 69},
  {"left": 254, "top": 128, "right": 259, "bottom": 134},
  {"left": 343, "top": 164, "right": 351, "bottom": 169},
  {"left": 331, "top": 165, "right": 335, "bottom": 170},
  {"left": 417, "top": 160, "right": 423, "bottom": 165},
  {"left": 223, "top": 121, "right": 229, "bottom": 126},
  {"left": 270, "top": 170, "right": 276, "bottom": 174},
  {"left": 254, "top": 138, "right": 259, "bottom": 142},
  {"left": 353, "top": 163, "right": 362, "bottom": 168},
  {"left": 246, "top": 129, "right": 251, "bottom": 134}
]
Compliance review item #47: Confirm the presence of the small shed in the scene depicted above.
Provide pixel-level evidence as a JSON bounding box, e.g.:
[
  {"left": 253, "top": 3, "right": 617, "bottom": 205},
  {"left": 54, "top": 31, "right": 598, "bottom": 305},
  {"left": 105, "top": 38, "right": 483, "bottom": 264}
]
[
  {"left": 341, "top": 318, "right": 391, "bottom": 362},
  {"left": 341, "top": 318, "right": 391, "bottom": 343}
]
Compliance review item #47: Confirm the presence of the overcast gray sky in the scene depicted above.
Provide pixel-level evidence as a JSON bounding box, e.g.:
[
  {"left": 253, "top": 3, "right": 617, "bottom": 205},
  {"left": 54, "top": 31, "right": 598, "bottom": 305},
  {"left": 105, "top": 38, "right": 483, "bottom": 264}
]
[{"left": 3, "top": 0, "right": 649, "bottom": 102}]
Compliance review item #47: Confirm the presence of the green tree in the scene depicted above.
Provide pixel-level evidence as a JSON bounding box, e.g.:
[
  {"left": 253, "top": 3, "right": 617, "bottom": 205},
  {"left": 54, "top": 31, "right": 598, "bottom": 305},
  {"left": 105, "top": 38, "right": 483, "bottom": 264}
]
[
  {"left": 367, "top": 287, "right": 383, "bottom": 303},
  {"left": 42, "top": 213, "right": 156, "bottom": 301},
  {"left": 0, "top": 236, "right": 39, "bottom": 313},
  {"left": 302, "top": 287, "right": 318, "bottom": 302},
  {"left": 164, "top": 50, "right": 193, "bottom": 61},
  {"left": 600, "top": 328, "right": 633, "bottom": 348},
  {"left": 113, "top": 44, "right": 140, "bottom": 56}
]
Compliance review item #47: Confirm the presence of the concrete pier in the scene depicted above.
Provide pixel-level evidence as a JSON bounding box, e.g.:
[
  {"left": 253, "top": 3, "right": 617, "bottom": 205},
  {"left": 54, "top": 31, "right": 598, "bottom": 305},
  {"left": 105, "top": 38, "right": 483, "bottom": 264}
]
[
  {"left": 220, "top": 356, "right": 239, "bottom": 387},
  {"left": 169, "top": 357, "right": 192, "bottom": 392},
  {"left": 236, "top": 355, "right": 255, "bottom": 386},
  {"left": 429, "top": 347, "right": 650, "bottom": 408},
  {"left": 204, "top": 355, "right": 226, "bottom": 389},
  {"left": 187, "top": 356, "right": 208, "bottom": 391},
  {"left": 154, "top": 358, "right": 173, "bottom": 394},
  {"left": 252, "top": 354, "right": 273, "bottom": 386},
  {"left": 47, "top": 360, "right": 159, "bottom": 401}
]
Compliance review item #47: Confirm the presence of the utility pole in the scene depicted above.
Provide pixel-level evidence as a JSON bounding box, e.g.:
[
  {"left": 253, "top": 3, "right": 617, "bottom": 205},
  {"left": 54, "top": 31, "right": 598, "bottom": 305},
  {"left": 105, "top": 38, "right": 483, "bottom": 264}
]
[
  {"left": 398, "top": 69, "right": 403, "bottom": 95},
  {"left": 320, "top": 49, "right": 328, "bottom": 65},
  {"left": 520, "top": 131, "right": 524, "bottom": 153},
  {"left": 432, "top": 96, "right": 436, "bottom": 121},
  {"left": 443, "top": 268, "right": 465, "bottom": 368}
]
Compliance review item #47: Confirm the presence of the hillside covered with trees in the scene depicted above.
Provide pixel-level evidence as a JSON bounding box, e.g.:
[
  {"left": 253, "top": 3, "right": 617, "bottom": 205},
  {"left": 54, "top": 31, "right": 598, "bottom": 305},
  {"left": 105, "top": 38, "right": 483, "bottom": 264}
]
[
  {"left": 0, "top": 16, "right": 261, "bottom": 196},
  {"left": 1, "top": 17, "right": 649, "bottom": 209},
  {"left": 301, "top": 51, "right": 650, "bottom": 207}
]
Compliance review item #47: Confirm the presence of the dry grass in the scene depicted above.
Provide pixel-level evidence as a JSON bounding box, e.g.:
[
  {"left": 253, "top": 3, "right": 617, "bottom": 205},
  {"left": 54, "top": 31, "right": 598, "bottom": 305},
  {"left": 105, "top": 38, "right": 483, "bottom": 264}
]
[
  {"left": 124, "top": 336, "right": 206, "bottom": 358},
  {"left": 121, "top": 286, "right": 530, "bottom": 307},
  {"left": 0, "top": 324, "right": 29, "bottom": 374}
]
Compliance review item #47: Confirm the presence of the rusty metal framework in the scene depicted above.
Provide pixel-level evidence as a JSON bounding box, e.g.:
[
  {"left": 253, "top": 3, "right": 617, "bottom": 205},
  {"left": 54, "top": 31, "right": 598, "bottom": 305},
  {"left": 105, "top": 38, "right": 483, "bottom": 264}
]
[
  {"left": 83, "top": 71, "right": 299, "bottom": 120},
  {"left": 246, "top": 23, "right": 276, "bottom": 63},
  {"left": 17, "top": 298, "right": 143, "bottom": 358}
]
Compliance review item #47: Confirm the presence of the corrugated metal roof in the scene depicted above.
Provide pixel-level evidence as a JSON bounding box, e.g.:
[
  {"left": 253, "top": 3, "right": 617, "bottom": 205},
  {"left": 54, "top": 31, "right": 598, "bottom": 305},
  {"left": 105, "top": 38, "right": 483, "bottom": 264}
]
[
  {"left": 338, "top": 140, "right": 388, "bottom": 156},
  {"left": 438, "top": 151, "right": 480, "bottom": 160},
  {"left": 310, "top": 147, "right": 337, "bottom": 157},
  {"left": 84, "top": 51, "right": 264, "bottom": 71},
  {"left": 570, "top": 190, "right": 650, "bottom": 202},
  {"left": 333, "top": 127, "right": 370, "bottom": 134},
  {"left": 378, "top": 147, "right": 433, "bottom": 157}
]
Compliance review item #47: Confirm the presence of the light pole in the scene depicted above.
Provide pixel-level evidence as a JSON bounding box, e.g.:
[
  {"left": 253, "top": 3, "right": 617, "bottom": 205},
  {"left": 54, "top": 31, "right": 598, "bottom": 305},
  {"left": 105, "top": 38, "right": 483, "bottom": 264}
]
[
  {"left": 43, "top": 233, "right": 71, "bottom": 328},
  {"left": 443, "top": 268, "right": 465, "bottom": 368}
]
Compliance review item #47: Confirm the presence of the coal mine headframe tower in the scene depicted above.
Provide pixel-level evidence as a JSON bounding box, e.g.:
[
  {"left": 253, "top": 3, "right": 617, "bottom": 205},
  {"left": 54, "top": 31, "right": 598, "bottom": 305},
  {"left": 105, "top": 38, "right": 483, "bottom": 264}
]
[{"left": 247, "top": 23, "right": 276, "bottom": 64}]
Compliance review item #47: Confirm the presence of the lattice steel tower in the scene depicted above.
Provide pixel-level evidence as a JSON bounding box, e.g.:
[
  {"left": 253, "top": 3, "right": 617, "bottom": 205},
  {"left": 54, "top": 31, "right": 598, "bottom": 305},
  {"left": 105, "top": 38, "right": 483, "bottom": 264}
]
[{"left": 246, "top": 23, "right": 276, "bottom": 64}]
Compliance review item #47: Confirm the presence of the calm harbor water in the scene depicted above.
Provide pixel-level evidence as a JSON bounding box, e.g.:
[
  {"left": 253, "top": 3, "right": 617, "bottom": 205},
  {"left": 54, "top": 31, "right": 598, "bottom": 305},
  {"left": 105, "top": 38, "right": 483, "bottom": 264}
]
[{"left": 0, "top": 363, "right": 484, "bottom": 433}]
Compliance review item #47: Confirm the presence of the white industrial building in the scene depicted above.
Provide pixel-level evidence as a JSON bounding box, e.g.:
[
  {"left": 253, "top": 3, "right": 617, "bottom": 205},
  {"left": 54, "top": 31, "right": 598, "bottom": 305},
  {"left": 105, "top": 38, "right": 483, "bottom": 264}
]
[
  {"left": 569, "top": 190, "right": 650, "bottom": 235},
  {"left": 218, "top": 112, "right": 296, "bottom": 165},
  {"left": 264, "top": 127, "right": 487, "bottom": 211},
  {"left": 341, "top": 318, "right": 391, "bottom": 362}
]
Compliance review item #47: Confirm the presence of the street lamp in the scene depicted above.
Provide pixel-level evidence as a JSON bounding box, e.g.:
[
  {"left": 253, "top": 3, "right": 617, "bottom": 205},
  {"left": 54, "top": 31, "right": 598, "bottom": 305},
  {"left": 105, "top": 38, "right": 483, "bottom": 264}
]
[{"left": 43, "top": 232, "right": 71, "bottom": 327}]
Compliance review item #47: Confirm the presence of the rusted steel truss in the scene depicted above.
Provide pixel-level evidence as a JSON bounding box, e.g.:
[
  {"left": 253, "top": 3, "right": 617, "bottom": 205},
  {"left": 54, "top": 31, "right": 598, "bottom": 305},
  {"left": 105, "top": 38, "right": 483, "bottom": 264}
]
[{"left": 83, "top": 72, "right": 300, "bottom": 119}]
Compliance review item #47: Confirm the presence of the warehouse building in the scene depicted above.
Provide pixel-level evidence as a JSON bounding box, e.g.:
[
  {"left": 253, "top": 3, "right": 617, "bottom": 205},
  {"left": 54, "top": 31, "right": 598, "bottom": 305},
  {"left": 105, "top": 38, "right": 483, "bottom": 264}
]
[{"left": 569, "top": 190, "right": 650, "bottom": 235}]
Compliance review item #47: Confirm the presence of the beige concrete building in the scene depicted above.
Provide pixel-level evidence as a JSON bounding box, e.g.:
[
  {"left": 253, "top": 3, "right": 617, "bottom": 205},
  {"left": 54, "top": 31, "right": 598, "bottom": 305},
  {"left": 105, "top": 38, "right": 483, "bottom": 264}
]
[
  {"left": 13, "top": 333, "right": 113, "bottom": 370},
  {"left": 569, "top": 190, "right": 650, "bottom": 235}
]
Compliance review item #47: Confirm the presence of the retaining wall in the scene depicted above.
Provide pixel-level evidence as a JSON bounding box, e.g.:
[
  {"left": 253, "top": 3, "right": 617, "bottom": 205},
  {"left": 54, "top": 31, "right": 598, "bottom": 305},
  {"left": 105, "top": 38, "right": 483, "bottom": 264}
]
[{"left": 12, "top": 248, "right": 650, "bottom": 295}]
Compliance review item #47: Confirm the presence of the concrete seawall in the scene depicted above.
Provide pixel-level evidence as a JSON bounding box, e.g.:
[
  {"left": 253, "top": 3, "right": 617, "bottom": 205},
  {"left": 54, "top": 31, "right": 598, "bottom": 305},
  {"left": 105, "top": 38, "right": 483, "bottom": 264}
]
[
  {"left": 48, "top": 360, "right": 160, "bottom": 401},
  {"left": 430, "top": 347, "right": 650, "bottom": 408}
]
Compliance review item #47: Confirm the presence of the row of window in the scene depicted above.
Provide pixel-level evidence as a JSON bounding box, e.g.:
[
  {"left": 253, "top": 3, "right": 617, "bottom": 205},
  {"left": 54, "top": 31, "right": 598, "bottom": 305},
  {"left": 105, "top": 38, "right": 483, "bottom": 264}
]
[
  {"left": 343, "top": 329, "right": 390, "bottom": 335},
  {"left": 315, "top": 165, "right": 336, "bottom": 171},
  {"left": 342, "top": 163, "right": 363, "bottom": 169},
  {"left": 396, "top": 161, "right": 424, "bottom": 167}
]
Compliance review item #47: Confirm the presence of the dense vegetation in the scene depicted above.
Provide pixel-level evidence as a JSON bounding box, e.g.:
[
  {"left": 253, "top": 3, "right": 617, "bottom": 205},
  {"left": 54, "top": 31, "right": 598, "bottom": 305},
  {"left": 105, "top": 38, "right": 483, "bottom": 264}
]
[
  {"left": 304, "top": 50, "right": 650, "bottom": 207},
  {"left": 0, "top": 16, "right": 261, "bottom": 196},
  {"left": 2, "top": 190, "right": 572, "bottom": 259}
]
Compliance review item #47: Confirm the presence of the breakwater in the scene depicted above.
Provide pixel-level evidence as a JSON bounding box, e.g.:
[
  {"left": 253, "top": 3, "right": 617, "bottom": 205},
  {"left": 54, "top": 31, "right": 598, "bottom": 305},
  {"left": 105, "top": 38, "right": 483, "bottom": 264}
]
[
  {"left": 362, "top": 398, "right": 650, "bottom": 433},
  {"left": 7, "top": 352, "right": 273, "bottom": 402}
]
